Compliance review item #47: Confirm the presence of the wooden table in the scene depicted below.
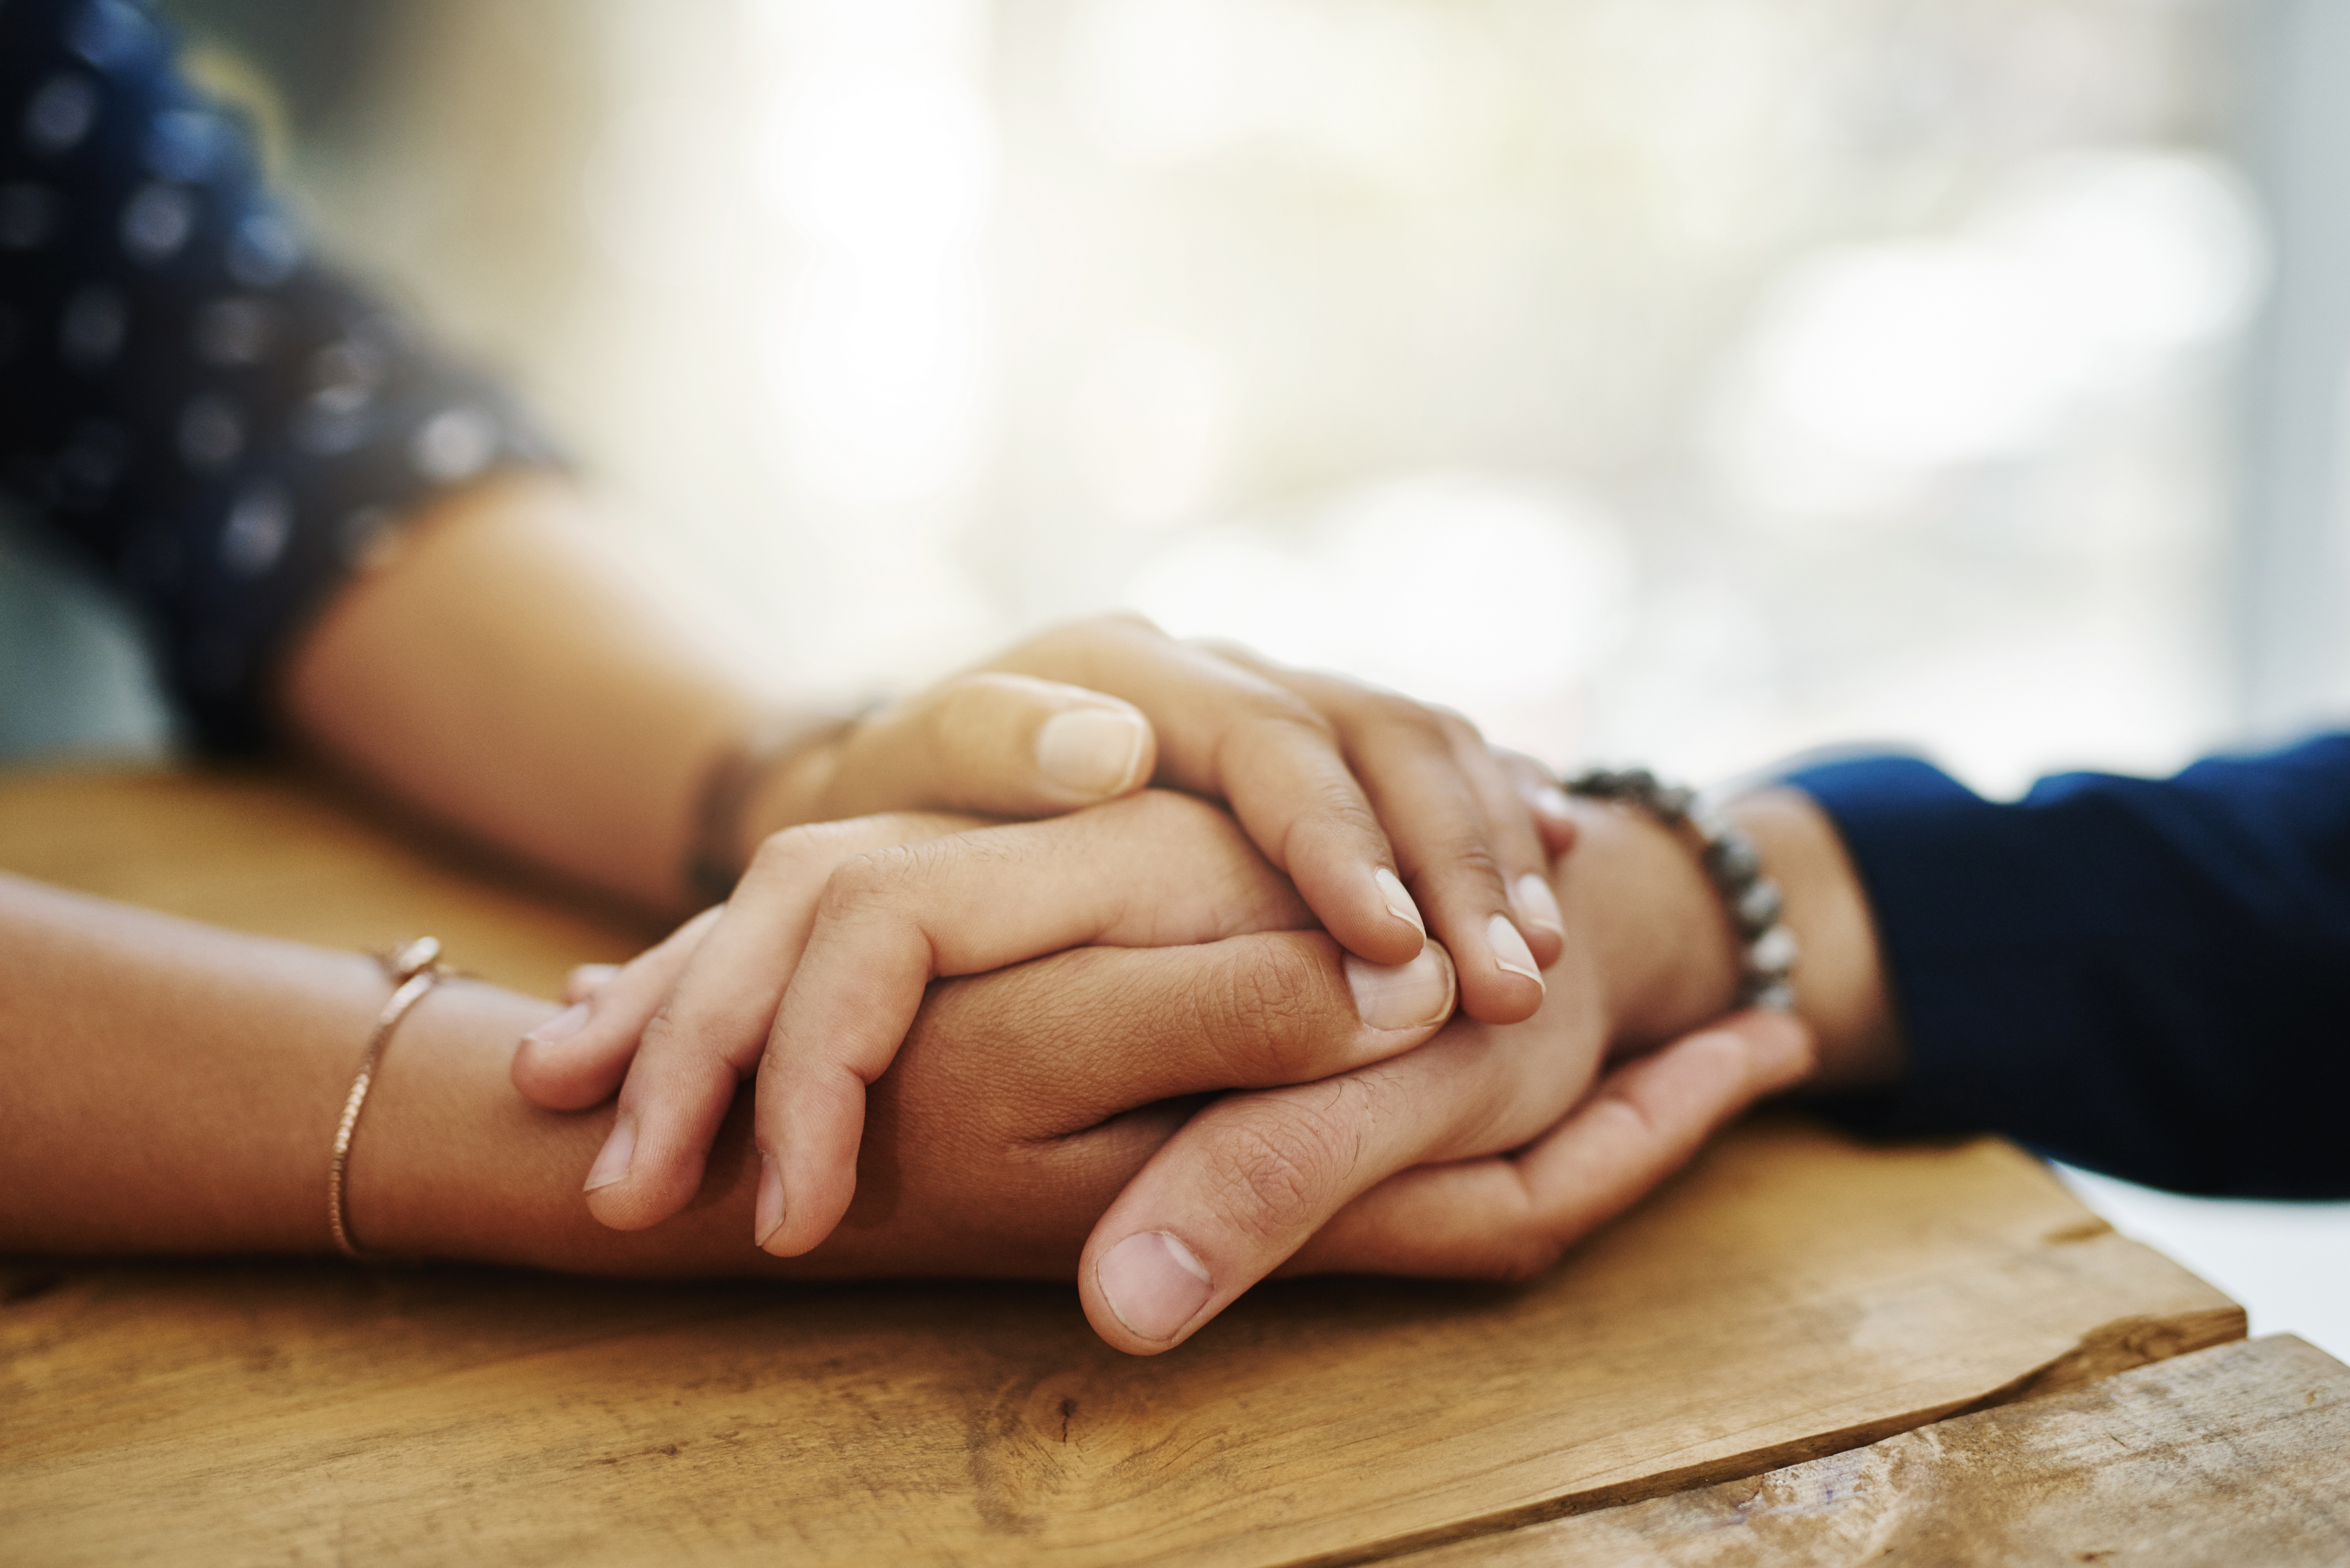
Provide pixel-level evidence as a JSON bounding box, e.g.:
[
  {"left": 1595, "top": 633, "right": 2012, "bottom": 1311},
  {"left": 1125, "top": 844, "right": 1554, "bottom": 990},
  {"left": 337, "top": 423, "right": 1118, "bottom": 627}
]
[{"left": 3, "top": 766, "right": 2343, "bottom": 1566}]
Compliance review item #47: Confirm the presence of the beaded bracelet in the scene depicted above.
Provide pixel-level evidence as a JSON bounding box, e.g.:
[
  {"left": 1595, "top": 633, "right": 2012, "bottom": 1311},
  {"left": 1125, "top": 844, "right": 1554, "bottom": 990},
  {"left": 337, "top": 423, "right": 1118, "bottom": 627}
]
[
  {"left": 327, "top": 936, "right": 450, "bottom": 1263},
  {"left": 1564, "top": 767, "right": 1797, "bottom": 1012}
]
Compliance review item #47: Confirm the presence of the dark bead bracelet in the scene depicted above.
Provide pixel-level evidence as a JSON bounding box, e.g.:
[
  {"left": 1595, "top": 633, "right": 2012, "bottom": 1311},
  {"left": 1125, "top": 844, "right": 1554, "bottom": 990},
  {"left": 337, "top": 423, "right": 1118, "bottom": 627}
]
[{"left": 1565, "top": 767, "right": 1798, "bottom": 1012}]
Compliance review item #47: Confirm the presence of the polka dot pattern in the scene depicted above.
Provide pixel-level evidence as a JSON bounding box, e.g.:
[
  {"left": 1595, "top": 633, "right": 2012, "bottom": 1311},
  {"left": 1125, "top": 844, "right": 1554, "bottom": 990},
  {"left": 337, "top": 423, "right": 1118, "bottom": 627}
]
[{"left": 0, "top": 0, "right": 557, "bottom": 749}]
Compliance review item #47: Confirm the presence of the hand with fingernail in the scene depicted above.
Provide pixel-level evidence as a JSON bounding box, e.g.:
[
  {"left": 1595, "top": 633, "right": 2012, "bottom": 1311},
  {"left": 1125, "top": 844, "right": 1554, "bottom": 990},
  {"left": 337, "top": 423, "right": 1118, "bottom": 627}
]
[
  {"left": 514, "top": 792, "right": 1473, "bottom": 1254},
  {"left": 516, "top": 616, "right": 1577, "bottom": 1260},
  {"left": 496, "top": 784, "right": 1811, "bottom": 1360},
  {"left": 725, "top": 615, "right": 1572, "bottom": 1023}
]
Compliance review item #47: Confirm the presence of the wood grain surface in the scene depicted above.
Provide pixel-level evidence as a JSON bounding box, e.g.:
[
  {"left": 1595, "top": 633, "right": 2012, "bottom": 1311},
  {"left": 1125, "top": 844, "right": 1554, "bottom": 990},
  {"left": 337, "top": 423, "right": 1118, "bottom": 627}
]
[
  {"left": 0, "top": 767, "right": 2249, "bottom": 1568},
  {"left": 0, "top": 764, "right": 655, "bottom": 997},
  {"left": 1394, "top": 1334, "right": 2350, "bottom": 1566}
]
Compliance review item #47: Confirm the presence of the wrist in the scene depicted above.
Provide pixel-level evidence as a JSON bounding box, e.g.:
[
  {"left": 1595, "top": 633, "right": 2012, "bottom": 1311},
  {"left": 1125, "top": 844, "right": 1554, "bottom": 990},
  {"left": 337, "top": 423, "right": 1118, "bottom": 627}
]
[
  {"left": 680, "top": 709, "right": 855, "bottom": 907},
  {"left": 1726, "top": 788, "right": 1902, "bottom": 1092},
  {"left": 1556, "top": 784, "right": 1901, "bottom": 1094},
  {"left": 352, "top": 980, "right": 792, "bottom": 1276},
  {"left": 1561, "top": 799, "right": 1746, "bottom": 1054}
]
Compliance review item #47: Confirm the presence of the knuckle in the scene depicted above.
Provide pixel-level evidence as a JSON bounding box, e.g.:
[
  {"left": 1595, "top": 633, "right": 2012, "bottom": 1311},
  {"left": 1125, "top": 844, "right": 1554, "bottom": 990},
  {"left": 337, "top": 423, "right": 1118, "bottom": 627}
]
[
  {"left": 740, "top": 823, "right": 850, "bottom": 897},
  {"left": 1028, "top": 610, "right": 1156, "bottom": 666},
  {"left": 1205, "top": 1093, "right": 1364, "bottom": 1242},
  {"left": 1360, "top": 691, "right": 1453, "bottom": 742},
  {"left": 1091, "top": 608, "right": 1159, "bottom": 638},
  {"left": 1429, "top": 704, "right": 1484, "bottom": 745},
  {"left": 1409, "top": 830, "right": 1505, "bottom": 890},
  {"left": 1193, "top": 940, "right": 1325, "bottom": 1077},
  {"left": 631, "top": 994, "right": 741, "bottom": 1093},
  {"left": 814, "top": 846, "right": 908, "bottom": 922}
]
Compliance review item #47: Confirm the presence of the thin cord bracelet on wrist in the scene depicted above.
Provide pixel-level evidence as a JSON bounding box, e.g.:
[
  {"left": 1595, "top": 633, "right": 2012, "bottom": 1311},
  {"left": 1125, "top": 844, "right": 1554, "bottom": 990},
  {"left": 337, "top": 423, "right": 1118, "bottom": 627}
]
[
  {"left": 327, "top": 936, "right": 450, "bottom": 1264},
  {"left": 1565, "top": 767, "right": 1798, "bottom": 1012},
  {"left": 684, "top": 717, "right": 810, "bottom": 907},
  {"left": 683, "top": 706, "right": 877, "bottom": 906}
]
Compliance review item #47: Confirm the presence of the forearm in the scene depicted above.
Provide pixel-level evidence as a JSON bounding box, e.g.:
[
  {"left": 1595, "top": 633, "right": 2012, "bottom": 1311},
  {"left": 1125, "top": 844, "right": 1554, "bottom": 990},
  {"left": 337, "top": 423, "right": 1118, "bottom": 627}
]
[
  {"left": 0, "top": 873, "right": 755, "bottom": 1269},
  {"left": 1562, "top": 787, "right": 1902, "bottom": 1090},
  {"left": 0, "top": 873, "right": 1160, "bottom": 1278},
  {"left": 1781, "top": 742, "right": 2350, "bottom": 1196},
  {"left": 279, "top": 474, "right": 838, "bottom": 914}
]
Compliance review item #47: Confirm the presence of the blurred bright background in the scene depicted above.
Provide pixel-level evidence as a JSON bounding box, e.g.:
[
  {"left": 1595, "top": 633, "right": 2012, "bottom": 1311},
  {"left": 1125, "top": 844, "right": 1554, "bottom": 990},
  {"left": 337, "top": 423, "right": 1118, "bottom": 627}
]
[
  {"left": 23, "top": 0, "right": 2348, "bottom": 1350},
  {"left": 171, "top": 0, "right": 2287, "bottom": 792}
]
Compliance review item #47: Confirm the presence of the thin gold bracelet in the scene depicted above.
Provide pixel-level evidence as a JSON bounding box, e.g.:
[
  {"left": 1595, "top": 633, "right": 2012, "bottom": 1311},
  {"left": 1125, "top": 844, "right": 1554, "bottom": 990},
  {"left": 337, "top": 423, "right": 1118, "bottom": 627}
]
[{"left": 327, "top": 936, "right": 449, "bottom": 1264}]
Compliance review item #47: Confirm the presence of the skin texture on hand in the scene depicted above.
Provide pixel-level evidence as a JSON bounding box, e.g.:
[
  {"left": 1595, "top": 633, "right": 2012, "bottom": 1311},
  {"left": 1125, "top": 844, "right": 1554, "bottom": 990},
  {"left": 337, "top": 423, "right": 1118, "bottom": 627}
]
[
  {"left": 398, "top": 932, "right": 1481, "bottom": 1281},
  {"left": 1065, "top": 789, "right": 1770, "bottom": 1350},
  {"left": 510, "top": 789, "right": 1825, "bottom": 1335},
  {"left": 283, "top": 474, "right": 795, "bottom": 914},
  {"left": 980, "top": 617, "right": 1566, "bottom": 1020},
  {"left": 0, "top": 785, "right": 1860, "bottom": 1358},
  {"left": 512, "top": 793, "right": 1463, "bottom": 1252}
]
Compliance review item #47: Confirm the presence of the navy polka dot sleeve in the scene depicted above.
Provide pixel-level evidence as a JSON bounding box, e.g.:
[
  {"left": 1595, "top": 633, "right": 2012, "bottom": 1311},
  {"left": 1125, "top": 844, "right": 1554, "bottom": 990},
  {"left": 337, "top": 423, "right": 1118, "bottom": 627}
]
[{"left": 0, "top": 0, "right": 557, "bottom": 750}]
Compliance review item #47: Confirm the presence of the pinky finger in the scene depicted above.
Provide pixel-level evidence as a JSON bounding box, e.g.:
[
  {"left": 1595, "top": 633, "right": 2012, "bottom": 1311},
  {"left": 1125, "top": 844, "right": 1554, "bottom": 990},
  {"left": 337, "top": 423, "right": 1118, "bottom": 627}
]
[
  {"left": 1285, "top": 1009, "right": 1814, "bottom": 1279},
  {"left": 510, "top": 907, "right": 723, "bottom": 1111}
]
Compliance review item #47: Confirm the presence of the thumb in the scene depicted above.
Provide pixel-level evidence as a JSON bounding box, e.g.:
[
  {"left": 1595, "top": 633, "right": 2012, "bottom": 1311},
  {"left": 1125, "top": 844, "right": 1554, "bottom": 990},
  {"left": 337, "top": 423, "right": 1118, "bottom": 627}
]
[{"left": 821, "top": 673, "right": 1158, "bottom": 820}]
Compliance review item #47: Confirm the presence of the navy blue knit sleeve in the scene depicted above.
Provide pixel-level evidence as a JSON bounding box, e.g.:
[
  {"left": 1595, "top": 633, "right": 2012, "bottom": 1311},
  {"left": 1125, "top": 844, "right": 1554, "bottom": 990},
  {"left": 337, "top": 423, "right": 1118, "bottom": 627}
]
[
  {"left": 0, "top": 0, "right": 555, "bottom": 750},
  {"left": 1786, "top": 735, "right": 2350, "bottom": 1198}
]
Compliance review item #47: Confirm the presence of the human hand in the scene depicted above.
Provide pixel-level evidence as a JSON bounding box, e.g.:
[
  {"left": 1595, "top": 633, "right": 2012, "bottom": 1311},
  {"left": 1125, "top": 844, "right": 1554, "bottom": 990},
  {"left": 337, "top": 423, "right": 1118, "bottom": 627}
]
[
  {"left": 748, "top": 616, "right": 1576, "bottom": 1021},
  {"left": 1063, "top": 788, "right": 1815, "bottom": 1351},
  {"left": 522, "top": 616, "right": 1574, "bottom": 1249},
  {"left": 511, "top": 791, "right": 1465, "bottom": 1251},
  {"left": 974, "top": 617, "right": 1574, "bottom": 1018},
  {"left": 475, "top": 932, "right": 1802, "bottom": 1292}
]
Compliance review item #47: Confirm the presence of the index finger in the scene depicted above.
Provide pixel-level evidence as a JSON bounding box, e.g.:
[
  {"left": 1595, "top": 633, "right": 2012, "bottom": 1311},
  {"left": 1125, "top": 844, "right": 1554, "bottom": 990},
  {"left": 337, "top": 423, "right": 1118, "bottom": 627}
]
[
  {"left": 911, "top": 931, "right": 1462, "bottom": 1136},
  {"left": 751, "top": 794, "right": 1425, "bottom": 1257},
  {"left": 992, "top": 616, "right": 1429, "bottom": 969}
]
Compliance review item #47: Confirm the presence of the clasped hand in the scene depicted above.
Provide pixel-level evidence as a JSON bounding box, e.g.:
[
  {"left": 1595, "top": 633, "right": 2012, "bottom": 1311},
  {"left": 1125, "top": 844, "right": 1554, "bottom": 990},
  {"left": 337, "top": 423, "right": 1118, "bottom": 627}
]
[{"left": 513, "top": 617, "right": 1809, "bottom": 1353}]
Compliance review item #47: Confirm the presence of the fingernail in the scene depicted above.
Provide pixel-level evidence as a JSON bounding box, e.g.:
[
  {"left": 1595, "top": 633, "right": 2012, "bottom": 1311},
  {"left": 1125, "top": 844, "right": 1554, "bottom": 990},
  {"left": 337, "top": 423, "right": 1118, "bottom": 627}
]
[
  {"left": 525, "top": 1001, "right": 591, "bottom": 1048},
  {"left": 1372, "top": 868, "right": 1425, "bottom": 937},
  {"left": 1529, "top": 784, "right": 1573, "bottom": 821},
  {"left": 754, "top": 1155, "right": 786, "bottom": 1250},
  {"left": 584, "top": 1111, "right": 636, "bottom": 1192},
  {"left": 1513, "top": 872, "right": 1564, "bottom": 937},
  {"left": 1099, "top": 1231, "right": 1213, "bottom": 1342},
  {"left": 1036, "top": 708, "right": 1149, "bottom": 796},
  {"left": 1487, "top": 913, "right": 1545, "bottom": 988},
  {"left": 1345, "top": 946, "right": 1453, "bottom": 1031}
]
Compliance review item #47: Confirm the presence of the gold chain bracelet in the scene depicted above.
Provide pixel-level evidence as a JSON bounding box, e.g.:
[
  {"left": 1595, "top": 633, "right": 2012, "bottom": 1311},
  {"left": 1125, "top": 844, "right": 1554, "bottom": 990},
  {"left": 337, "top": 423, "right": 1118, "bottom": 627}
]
[{"left": 327, "top": 936, "right": 449, "bottom": 1263}]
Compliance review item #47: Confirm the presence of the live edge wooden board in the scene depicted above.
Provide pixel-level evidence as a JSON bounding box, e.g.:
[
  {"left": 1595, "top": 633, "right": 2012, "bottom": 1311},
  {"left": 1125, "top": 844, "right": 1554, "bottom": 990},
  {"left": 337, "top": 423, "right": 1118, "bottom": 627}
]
[{"left": 0, "top": 767, "right": 2248, "bottom": 1567}]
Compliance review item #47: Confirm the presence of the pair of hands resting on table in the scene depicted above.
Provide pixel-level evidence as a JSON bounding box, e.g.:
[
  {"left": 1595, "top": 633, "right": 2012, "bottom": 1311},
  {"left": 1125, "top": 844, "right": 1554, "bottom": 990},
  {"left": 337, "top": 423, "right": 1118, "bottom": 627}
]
[
  {"left": 498, "top": 620, "right": 1833, "bottom": 1352},
  {"left": 0, "top": 474, "right": 1875, "bottom": 1357},
  {"left": 485, "top": 786, "right": 1822, "bottom": 1355}
]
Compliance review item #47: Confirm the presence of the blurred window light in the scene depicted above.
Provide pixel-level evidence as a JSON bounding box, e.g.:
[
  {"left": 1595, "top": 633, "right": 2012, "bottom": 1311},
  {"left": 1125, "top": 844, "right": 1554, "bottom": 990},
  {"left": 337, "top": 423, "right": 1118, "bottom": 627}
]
[
  {"left": 751, "top": 61, "right": 995, "bottom": 256},
  {"left": 1068, "top": 0, "right": 1505, "bottom": 184},
  {"left": 1130, "top": 474, "right": 1632, "bottom": 759},
  {"left": 305, "top": 0, "right": 2252, "bottom": 787},
  {"left": 1068, "top": 0, "right": 1252, "bottom": 164},
  {"left": 767, "top": 257, "right": 987, "bottom": 505},
  {"left": 743, "top": 0, "right": 998, "bottom": 509},
  {"left": 582, "top": 97, "right": 737, "bottom": 286},
  {"left": 1067, "top": 329, "right": 1233, "bottom": 526},
  {"left": 1715, "top": 151, "right": 2260, "bottom": 510}
]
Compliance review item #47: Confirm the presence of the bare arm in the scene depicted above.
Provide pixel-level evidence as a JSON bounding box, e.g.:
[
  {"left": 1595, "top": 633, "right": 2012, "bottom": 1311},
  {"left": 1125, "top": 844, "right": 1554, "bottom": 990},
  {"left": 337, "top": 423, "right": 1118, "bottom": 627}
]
[
  {"left": 0, "top": 861, "right": 1434, "bottom": 1277},
  {"left": 278, "top": 473, "right": 809, "bottom": 915},
  {"left": 0, "top": 783, "right": 1900, "bottom": 1321}
]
